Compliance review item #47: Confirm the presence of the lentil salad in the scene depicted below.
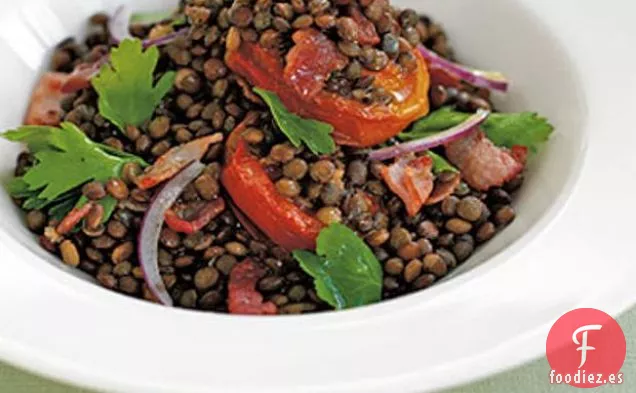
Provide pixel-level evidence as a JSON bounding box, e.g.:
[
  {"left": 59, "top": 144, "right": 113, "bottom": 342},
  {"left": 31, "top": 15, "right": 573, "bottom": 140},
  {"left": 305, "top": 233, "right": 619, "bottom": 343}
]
[{"left": 4, "top": 0, "right": 553, "bottom": 314}]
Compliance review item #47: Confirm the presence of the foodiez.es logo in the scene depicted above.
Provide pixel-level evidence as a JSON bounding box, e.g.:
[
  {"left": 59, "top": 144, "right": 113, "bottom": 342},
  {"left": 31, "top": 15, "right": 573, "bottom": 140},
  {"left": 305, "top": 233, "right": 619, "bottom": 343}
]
[
  {"left": 572, "top": 324, "right": 602, "bottom": 369},
  {"left": 546, "top": 308, "right": 626, "bottom": 388}
]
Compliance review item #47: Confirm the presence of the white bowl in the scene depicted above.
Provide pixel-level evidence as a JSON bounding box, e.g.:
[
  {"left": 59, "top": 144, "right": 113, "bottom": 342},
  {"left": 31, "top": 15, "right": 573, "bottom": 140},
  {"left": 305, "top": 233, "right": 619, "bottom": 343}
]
[{"left": 0, "top": 0, "right": 634, "bottom": 392}]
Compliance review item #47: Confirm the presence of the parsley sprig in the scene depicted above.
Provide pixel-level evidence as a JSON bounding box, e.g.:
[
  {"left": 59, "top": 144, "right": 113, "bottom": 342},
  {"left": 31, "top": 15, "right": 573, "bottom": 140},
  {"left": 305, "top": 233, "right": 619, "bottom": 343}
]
[
  {"left": 400, "top": 107, "right": 554, "bottom": 153},
  {"left": 93, "top": 38, "right": 175, "bottom": 132},
  {"left": 293, "top": 224, "right": 382, "bottom": 310},
  {"left": 3, "top": 122, "right": 146, "bottom": 223}
]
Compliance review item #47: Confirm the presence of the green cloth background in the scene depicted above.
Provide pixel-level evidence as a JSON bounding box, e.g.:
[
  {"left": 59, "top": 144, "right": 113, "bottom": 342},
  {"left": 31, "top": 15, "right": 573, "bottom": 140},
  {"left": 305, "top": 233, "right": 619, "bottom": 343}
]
[{"left": 1, "top": 310, "right": 633, "bottom": 392}]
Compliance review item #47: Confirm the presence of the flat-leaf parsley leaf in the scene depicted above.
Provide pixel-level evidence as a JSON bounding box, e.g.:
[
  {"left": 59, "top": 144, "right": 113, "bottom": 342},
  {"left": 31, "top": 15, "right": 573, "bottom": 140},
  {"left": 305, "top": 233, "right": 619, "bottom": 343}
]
[
  {"left": 254, "top": 88, "right": 336, "bottom": 155},
  {"left": 427, "top": 151, "right": 458, "bottom": 174},
  {"left": 93, "top": 38, "right": 175, "bottom": 132},
  {"left": 292, "top": 224, "right": 382, "bottom": 309}
]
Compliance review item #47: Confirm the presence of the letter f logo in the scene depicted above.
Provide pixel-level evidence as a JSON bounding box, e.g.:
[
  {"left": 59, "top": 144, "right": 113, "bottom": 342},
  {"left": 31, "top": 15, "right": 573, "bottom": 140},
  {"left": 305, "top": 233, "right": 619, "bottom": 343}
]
[{"left": 573, "top": 324, "right": 603, "bottom": 368}]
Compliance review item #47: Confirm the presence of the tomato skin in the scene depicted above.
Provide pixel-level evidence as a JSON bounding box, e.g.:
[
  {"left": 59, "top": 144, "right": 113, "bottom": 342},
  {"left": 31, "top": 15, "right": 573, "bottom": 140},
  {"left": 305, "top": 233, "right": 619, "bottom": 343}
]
[
  {"left": 225, "top": 30, "right": 430, "bottom": 148},
  {"left": 221, "top": 122, "right": 324, "bottom": 251}
]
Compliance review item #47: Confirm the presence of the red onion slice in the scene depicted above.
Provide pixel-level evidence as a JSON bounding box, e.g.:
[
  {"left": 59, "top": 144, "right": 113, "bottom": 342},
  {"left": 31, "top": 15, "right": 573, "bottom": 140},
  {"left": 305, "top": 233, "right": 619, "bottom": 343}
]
[
  {"left": 418, "top": 45, "right": 509, "bottom": 92},
  {"left": 229, "top": 202, "right": 265, "bottom": 242},
  {"left": 110, "top": 5, "right": 186, "bottom": 47},
  {"left": 109, "top": 5, "right": 133, "bottom": 44},
  {"left": 368, "top": 110, "right": 490, "bottom": 161},
  {"left": 138, "top": 161, "right": 206, "bottom": 306},
  {"left": 143, "top": 28, "right": 188, "bottom": 48}
]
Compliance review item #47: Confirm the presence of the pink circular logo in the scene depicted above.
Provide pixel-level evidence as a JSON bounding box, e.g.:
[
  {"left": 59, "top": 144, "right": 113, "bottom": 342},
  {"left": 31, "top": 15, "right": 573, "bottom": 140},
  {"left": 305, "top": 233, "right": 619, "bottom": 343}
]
[{"left": 546, "top": 308, "right": 626, "bottom": 388}]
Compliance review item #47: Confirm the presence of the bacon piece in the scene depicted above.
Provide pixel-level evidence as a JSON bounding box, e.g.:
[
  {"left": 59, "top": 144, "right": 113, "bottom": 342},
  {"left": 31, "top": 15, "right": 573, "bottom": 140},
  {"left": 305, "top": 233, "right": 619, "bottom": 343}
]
[
  {"left": 349, "top": 6, "right": 380, "bottom": 46},
  {"left": 511, "top": 145, "right": 528, "bottom": 165},
  {"left": 56, "top": 202, "right": 94, "bottom": 235},
  {"left": 135, "top": 133, "right": 223, "bottom": 190},
  {"left": 61, "top": 59, "right": 105, "bottom": 93},
  {"left": 25, "top": 57, "right": 105, "bottom": 126},
  {"left": 164, "top": 199, "right": 226, "bottom": 234},
  {"left": 445, "top": 130, "right": 524, "bottom": 191},
  {"left": 380, "top": 156, "right": 434, "bottom": 217},
  {"left": 228, "top": 259, "right": 278, "bottom": 315},
  {"left": 284, "top": 29, "right": 348, "bottom": 99},
  {"left": 426, "top": 175, "right": 461, "bottom": 206},
  {"left": 25, "top": 72, "right": 71, "bottom": 126}
]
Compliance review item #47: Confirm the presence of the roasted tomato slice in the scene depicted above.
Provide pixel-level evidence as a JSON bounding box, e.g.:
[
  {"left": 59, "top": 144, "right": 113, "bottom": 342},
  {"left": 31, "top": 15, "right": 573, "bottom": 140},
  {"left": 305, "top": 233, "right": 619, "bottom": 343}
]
[
  {"left": 221, "top": 118, "right": 324, "bottom": 251},
  {"left": 226, "top": 28, "right": 430, "bottom": 148}
]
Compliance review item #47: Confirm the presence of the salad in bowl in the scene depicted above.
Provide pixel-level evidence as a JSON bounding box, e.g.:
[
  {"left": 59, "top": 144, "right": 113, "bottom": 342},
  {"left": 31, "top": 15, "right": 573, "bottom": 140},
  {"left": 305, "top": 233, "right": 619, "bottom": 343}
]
[{"left": 4, "top": 0, "right": 553, "bottom": 315}]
